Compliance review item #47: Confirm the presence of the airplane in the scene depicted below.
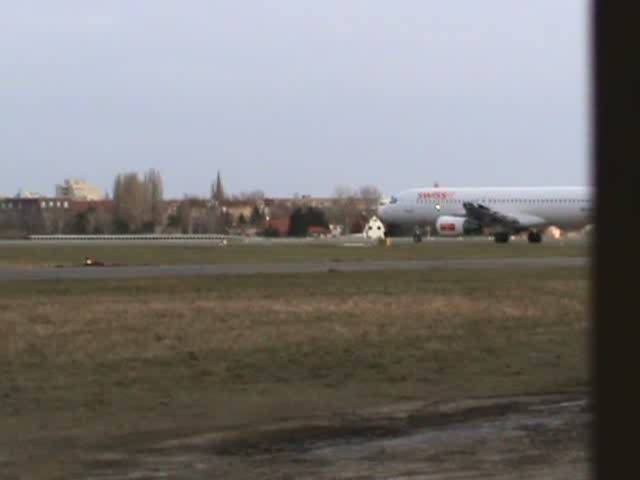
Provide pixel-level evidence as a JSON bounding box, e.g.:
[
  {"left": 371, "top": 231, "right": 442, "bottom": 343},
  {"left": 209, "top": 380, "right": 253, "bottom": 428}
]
[{"left": 376, "top": 186, "right": 593, "bottom": 243}]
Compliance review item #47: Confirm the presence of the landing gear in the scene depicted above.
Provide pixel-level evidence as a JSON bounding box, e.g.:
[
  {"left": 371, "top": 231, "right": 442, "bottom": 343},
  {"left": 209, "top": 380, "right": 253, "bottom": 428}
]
[
  {"left": 413, "top": 230, "right": 423, "bottom": 243},
  {"left": 527, "top": 231, "right": 543, "bottom": 244},
  {"left": 494, "top": 232, "right": 510, "bottom": 244}
]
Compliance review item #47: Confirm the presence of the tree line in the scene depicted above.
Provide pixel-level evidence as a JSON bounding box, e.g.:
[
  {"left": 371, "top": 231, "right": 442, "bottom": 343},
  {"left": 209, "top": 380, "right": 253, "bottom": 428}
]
[
  {"left": 95, "top": 175, "right": 382, "bottom": 236},
  {"left": 1, "top": 169, "right": 384, "bottom": 237}
]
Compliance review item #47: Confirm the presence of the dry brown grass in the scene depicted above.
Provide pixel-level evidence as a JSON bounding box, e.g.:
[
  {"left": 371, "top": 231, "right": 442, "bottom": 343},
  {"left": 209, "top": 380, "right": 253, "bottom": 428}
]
[
  {"left": 4, "top": 293, "right": 555, "bottom": 363},
  {"left": 0, "top": 267, "right": 589, "bottom": 479}
]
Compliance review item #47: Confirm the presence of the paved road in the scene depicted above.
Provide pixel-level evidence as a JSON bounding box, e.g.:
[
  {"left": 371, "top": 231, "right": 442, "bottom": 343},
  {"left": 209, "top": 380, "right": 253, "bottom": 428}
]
[
  {"left": 0, "top": 256, "right": 588, "bottom": 281},
  {"left": 0, "top": 235, "right": 588, "bottom": 247}
]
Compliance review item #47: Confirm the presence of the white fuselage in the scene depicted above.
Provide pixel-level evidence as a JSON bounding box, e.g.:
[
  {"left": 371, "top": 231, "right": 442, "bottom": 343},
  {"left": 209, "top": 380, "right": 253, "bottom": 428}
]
[{"left": 378, "top": 186, "right": 593, "bottom": 233}]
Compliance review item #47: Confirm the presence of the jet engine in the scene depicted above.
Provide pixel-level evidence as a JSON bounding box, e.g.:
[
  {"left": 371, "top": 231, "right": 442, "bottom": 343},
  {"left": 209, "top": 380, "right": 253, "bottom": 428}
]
[{"left": 435, "top": 216, "right": 482, "bottom": 236}]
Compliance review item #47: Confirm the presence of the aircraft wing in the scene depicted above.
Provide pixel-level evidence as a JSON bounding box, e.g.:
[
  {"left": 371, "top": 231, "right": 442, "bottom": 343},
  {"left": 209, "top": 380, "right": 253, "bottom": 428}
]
[{"left": 462, "top": 202, "right": 547, "bottom": 232}]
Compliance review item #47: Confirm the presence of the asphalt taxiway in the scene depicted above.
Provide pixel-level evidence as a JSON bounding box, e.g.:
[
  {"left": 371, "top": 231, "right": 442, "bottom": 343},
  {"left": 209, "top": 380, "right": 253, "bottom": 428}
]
[{"left": 0, "top": 256, "right": 587, "bottom": 282}]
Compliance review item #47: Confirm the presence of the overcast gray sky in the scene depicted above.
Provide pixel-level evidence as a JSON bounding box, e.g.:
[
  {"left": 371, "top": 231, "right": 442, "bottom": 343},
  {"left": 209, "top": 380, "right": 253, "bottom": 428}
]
[{"left": 1, "top": 1, "right": 590, "bottom": 198}]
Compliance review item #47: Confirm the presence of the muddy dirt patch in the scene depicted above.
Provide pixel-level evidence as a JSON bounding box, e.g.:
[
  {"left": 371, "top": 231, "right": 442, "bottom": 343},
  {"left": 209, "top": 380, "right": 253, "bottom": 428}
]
[{"left": 83, "top": 393, "right": 591, "bottom": 480}]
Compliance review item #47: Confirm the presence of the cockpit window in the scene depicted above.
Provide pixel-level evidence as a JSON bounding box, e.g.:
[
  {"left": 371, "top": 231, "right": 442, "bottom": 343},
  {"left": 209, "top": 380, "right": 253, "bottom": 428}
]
[{"left": 390, "top": 196, "right": 398, "bottom": 204}]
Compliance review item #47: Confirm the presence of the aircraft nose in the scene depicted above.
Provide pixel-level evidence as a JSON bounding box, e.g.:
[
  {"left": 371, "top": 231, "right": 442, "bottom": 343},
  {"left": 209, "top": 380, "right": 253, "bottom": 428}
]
[
  {"left": 377, "top": 204, "right": 387, "bottom": 221},
  {"left": 377, "top": 197, "right": 392, "bottom": 221}
]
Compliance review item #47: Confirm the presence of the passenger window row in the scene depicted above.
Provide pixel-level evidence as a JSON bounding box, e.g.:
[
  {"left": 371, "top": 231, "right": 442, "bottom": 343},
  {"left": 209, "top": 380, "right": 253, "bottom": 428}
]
[{"left": 418, "top": 198, "right": 587, "bottom": 204}]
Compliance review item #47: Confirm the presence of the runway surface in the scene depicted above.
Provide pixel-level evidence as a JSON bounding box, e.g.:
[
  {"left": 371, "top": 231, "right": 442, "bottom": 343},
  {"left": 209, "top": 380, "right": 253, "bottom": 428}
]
[
  {"left": 0, "top": 256, "right": 587, "bottom": 281},
  {"left": 0, "top": 234, "right": 589, "bottom": 247}
]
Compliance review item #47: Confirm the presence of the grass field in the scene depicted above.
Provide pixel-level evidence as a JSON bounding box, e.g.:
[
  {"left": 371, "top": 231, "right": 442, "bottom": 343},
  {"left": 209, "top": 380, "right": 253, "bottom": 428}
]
[
  {"left": 0, "top": 266, "right": 590, "bottom": 479},
  {"left": 0, "top": 239, "right": 588, "bottom": 268}
]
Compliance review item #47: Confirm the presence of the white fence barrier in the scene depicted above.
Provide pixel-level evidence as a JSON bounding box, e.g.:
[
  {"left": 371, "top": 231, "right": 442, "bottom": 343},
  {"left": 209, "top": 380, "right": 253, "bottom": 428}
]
[{"left": 28, "top": 234, "right": 235, "bottom": 241}]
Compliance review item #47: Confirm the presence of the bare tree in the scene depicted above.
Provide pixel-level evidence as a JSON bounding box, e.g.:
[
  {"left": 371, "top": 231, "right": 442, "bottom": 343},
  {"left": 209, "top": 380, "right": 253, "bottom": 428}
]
[
  {"left": 114, "top": 173, "right": 139, "bottom": 231},
  {"left": 93, "top": 205, "right": 114, "bottom": 234},
  {"left": 232, "top": 190, "right": 265, "bottom": 202},
  {"left": 177, "top": 197, "right": 195, "bottom": 234},
  {"left": 145, "top": 169, "right": 164, "bottom": 230},
  {"left": 358, "top": 185, "right": 382, "bottom": 201},
  {"left": 331, "top": 185, "right": 359, "bottom": 234},
  {"left": 333, "top": 185, "right": 354, "bottom": 199},
  {"left": 176, "top": 196, "right": 219, "bottom": 234},
  {"left": 113, "top": 169, "right": 164, "bottom": 232},
  {"left": 328, "top": 185, "right": 381, "bottom": 234},
  {"left": 358, "top": 185, "right": 382, "bottom": 214}
]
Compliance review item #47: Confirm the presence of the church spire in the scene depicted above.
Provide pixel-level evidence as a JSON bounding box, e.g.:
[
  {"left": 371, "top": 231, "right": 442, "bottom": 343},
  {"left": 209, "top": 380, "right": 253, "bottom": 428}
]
[{"left": 212, "top": 170, "right": 226, "bottom": 204}]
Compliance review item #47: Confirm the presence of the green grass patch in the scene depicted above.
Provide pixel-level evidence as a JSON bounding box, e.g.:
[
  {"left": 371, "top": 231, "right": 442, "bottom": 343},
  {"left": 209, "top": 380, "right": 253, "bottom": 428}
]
[{"left": 0, "top": 240, "right": 588, "bottom": 268}]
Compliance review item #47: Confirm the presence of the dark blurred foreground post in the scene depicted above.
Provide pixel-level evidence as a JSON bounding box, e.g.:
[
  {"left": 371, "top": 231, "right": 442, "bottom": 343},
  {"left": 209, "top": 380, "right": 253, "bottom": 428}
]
[{"left": 593, "top": 0, "right": 639, "bottom": 477}]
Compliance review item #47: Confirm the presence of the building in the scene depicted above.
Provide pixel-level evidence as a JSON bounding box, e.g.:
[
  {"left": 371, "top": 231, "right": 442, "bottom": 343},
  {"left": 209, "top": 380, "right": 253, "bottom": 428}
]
[
  {"left": 0, "top": 197, "right": 72, "bottom": 235},
  {"left": 55, "top": 179, "right": 104, "bottom": 201},
  {"left": 170, "top": 198, "right": 216, "bottom": 234},
  {"left": 363, "top": 216, "right": 386, "bottom": 240},
  {"left": 308, "top": 225, "right": 331, "bottom": 237},
  {"left": 15, "top": 189, "right": 44, "bottom": 198},
  {"left": 0, "top": 197, "right": 118, "bottom": 236},
  {"left": 69, "top": 199, "right": 114, "bottom": 216},
  {"left": 221, "top": 200, "right": 261, "bottom": 225},
  {"left": 264, "top": 218, "right": 290, "bottom": 236}
]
